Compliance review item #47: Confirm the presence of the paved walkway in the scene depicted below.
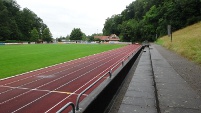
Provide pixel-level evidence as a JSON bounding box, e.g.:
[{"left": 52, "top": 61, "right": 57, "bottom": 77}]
[
  {"left": 117, "top": 45, "right": 201, "bottom": 113},
  {"left": 154, "top": 44, "right": 201, "bottom": 97}
]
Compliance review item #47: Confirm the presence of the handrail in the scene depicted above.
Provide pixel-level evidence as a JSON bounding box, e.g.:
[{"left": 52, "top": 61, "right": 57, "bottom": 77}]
[
  {"left": 75, "top": 71, "right": 110, "bottom": 111},
  {"left": 75, "top": 50, "right": 137, "bottom": 111},
  {"left": 56, "top": 102, "right": 75, "bottom": 113},
  {"left": 58, "top": 47, "right": 141, "bottom": 112}
]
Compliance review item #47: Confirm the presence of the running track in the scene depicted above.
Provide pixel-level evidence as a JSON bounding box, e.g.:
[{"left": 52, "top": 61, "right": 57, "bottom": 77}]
[{"left": 0, "top": 44, "right": 141, "bottom": 113}]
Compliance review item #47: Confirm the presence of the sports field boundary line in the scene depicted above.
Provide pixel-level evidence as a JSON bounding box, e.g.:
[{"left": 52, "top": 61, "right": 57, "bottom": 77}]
[
  {"left": 5, "top": 45, "right": 130, "bottom": 112},
  {"left": 0, "top": 45, "right": 126, "bottom": 81}
]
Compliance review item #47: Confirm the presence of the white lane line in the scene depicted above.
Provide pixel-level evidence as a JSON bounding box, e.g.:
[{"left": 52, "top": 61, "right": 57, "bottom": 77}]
[
  {"left": 3, "top": 52, "right": 105, "bottom": 85},
  {"left": 1, "top": 45, "right": 122, "bottom": 83},
  {"left": 2, "top": 45, "right": 140, "bottom": 112},
  {"left": 1, "top": 48, "right": 124, "bottom": 96},
  {"left": 45, "top": 46, "right": 138, "bottom": 112},
  {"left": 45, "top": 54, "right": 128, "bottom": 112},
  {"left": 36, "top": 50, "right": 125, "bottom": 90},
  {"left": 0, "top": 48, "right": 109, "bottom": 81},
  {"left": 0, "top": 51, "right": 117, "bottom": 94},
  {"left": 1, "top": 47, "right": 128, "bottom": 106},
  {"left": 11, "top": 47, "right": 133, "bottom": 112},
  {"left": 2, "top": 46, "right": 125, "bottom": 87}
]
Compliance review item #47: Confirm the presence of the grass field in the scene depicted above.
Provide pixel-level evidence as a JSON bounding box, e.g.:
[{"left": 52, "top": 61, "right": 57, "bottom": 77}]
[
  {"left": 156, "top": 21, "right": 201, "bottom": 65},
  {"left": 0, "top": 44, "right": 125, "bottom": 79}
]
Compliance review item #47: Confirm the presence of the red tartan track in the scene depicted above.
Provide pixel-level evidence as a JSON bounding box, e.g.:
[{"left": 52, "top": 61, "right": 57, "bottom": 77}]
[{"left": 0, "top": 44, "right": 141, "bottom": 113}]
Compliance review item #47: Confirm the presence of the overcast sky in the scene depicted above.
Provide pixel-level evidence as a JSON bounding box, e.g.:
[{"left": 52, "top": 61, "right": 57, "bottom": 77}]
[{"left": 16, "top": 0, "right": 134, "bottom": 38}]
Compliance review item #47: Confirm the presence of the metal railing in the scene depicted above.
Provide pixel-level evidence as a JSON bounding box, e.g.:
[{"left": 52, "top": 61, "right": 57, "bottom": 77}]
[
  {"left": 75, "top": 70, "right": 111, "bottom": 111},
  {"left": 75, "top": 49, "right": 137, "bottom": 111},
  {"left": 56, "top": 59, "right": 126, "bottom": 113},
  {"left": 57, "top": 46, "right": 141, "bottom": 112},
  {"left": 56, "top": 102, "right": 75, "bottom": 113}
]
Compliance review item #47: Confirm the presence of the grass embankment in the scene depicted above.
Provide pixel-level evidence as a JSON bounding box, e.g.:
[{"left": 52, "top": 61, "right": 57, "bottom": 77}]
[
  {"left": 156, "top": 21, "right": 201, "bottom": 64},
  {"left": 0, "top": 44, "right": 125, "bottom": 79}
]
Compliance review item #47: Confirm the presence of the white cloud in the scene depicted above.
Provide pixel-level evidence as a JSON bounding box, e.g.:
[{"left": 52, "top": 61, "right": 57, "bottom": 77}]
[{"left": 16, "top": 0, "right": 134, "bottom": 38}]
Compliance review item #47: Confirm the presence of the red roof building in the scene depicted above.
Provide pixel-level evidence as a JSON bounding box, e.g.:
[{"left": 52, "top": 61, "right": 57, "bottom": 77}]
[{"left": 94, "top": 34, "right": 120, "bottom": 42}]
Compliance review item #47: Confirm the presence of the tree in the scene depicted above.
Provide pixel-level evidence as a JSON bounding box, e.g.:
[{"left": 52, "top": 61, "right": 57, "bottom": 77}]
[
  {"left": 66, "top": 35, "right": 70, "bottom": 40},
  {"left": 82, "top": 33, "right": 87, "bottom": 41},
  {"left": 0, "top": 0, "right": 20, "bottom": 41},
  {"left": 0, "top": 0, "right": 10, "bottom": 41},
  {"left": 103, "top": 14, "right": 122, "bottom": 36},
  {"left": 119, "top": 19, "right": 143, "bottom": 42},
  {"left": 2, "top": 0, "right": 21, "bottom": 41},
  {"left": 42, "top": 28, "right": 52, "bottom": 43},
  {"left": 103, "top": 0, "right": 201, "bottom": 42},
  {"left": 0, "top": 0, "right": 49, "bottom": 41},
  {"left": 69, "top": 28, "right": 83, "bottom": 40},
  {"left": 30, "top": 27, "right": 39, "bottom": 42},
  {"left": 17, "top": 8, "right": 39, "bottom": 41},
  {"left": 87, "top": 35, "right": 94, "bottom": 41}
]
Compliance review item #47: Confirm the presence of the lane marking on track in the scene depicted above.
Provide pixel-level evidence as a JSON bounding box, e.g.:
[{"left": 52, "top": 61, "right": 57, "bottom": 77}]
[
  {"left": 0, "top": 51, "right": 119, "bottom": 95},
  {"left": 0, "top": 85, "right": 88, "bottom": 96},
  {"left": 0, "top": 48, "right": 127, "bottom": 105},
  {"left": 12, "top": 47, "right": 131, "bottom": 112},
  {"left": 45, "top": 47, "right": 139, "bottom": 112},
  {"left": 1, "top": 47, "right": 120, "bottom": 87},
  {"left": 0, "top": 46, "right": 120, "bottom": 84},
  {"left": 51, "top": 90, "right": 73, "bottom": 95},
  {"left": 2, "top": 45, "right": 141, "bottom": 112},
  {"left": 50, "top": 90, "right": 87, "bottom": 96}
]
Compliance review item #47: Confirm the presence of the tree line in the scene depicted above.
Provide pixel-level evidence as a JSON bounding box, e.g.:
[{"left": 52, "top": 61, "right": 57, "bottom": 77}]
[
  {"left": 56, "top": 28, "right": 103, "bottom": 42},
  {"left": 103, "top": 0, "right": 201, "bottom": 42},
  {"left": 0, "top": 0, "right": 52, "bottom": 43}
]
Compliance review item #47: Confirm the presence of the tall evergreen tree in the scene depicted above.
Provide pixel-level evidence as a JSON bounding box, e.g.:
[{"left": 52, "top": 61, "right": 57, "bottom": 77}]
[
  {"left": 42, "top": 28, "right": 52, "bottom": 43},
  {"left": 30, "top": 27, "right": 39, "bottom": 42}
]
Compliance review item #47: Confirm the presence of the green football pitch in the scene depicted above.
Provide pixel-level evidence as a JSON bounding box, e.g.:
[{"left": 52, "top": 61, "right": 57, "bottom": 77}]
[{"left": 0, "top": 44, "right": 125, "bottom": 79}]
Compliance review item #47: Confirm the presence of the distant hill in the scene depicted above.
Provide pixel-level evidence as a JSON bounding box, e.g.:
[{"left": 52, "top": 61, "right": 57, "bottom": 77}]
[{"left": 156, "top": 21, "right": 201, "bottom": 64}]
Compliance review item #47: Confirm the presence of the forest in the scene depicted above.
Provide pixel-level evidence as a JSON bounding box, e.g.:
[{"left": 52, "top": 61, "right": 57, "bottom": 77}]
[
  {"left": 0, "top": 0, "right": 52, "bottom": 42},
  {"left": 1, "top": 0, "right": 201, "bottom": 43},
  {"left": 103, "top": 0, "right": 201, "bottom": 42}
]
